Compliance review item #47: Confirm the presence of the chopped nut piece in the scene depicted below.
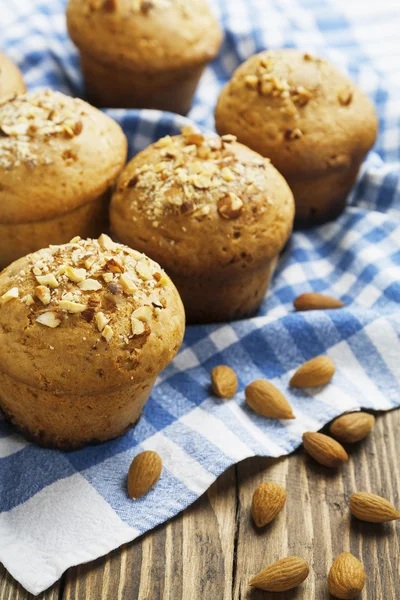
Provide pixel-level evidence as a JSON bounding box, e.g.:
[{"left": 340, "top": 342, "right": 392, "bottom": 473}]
[
  {"left": 221, "top": 167, "right": 236, "bottom": 182},
  {"left": 35, "top": 273, "right": 59, "bottom": 288},
  {"left": 36, "top": 312, "right": 61, "bottom": 328},
  {"left": 35, "top": 285, "right": 51, "bottom": 305},
  {"left": 120, "top": 273, "right": 138, "bottom": 294},
  {"left": 338, "top": 88, "right": 353, "bottom": 106},
  {"left": 59, "top": 300, "right": 86, "bottom": 313},
  {"left": 102, "top": 272, "right": 114, "bottom": 283},
  {"left": 69, "top": 236, "right": 81, "bottom": 243},
  {"left": 105, "top": 258, "right": 124, "bottom": 273},
  {"left": 218, "top": 193, "right": 244, "bottom": 219},
  {"left": 102, "top": 324, "right": 113, "bottom": 342},
  {"left": 292, "top": 85, "right": 313, "bottom": 106},
  {"left": 136, "top": 259, "right": 153, "bottom": 280},
  {"left": 108, "top": 281, "right": 123, "bottom": 295},
  {"left": 221, "top": 134, "right": 237, "bottom": 143},
  {"left": 2, "top": 287, "right": 19, "bottom": 303},
  {"left": 22, "top": 294, "right": 35, "bottom": 306},
  {"left": 245, "top": 75, "right": 259, "bottom": 89},
  {"left": 98, "top": 233, "right": 116, "bottom": 251},
  {"left": 79, "top": 279, "right": 103, "bottom": 291},
  {"left": 284, "top": 128, "right": 303, "bottom": 140},
  {"left": 156, "top": 135, "right": 172, "bottom": 148},
  {"left": 95, "top": 311, "right": 109, "bottom": 332},
  {"left": 65, "top": 266, "right": 87, "bottom": 283},
  {"left": 132, "top": 305, "right": 152, "bottom": 321},
  {"left": 131, "top": 317, "right": 145, "bottom": 336}
]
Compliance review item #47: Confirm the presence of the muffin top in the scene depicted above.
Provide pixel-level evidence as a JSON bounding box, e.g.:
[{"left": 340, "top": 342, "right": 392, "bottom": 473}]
[
  {"left": 0, "top": 53, "right": 26, "bottom": 105},
  {"left": 110, "top": 128, "right": 294, "bottom": 277},
  {"left": 0, "top": 90, "right": 127, "bottom": 224},
  {"left": 66, "top": 0, "right": 222, "bottom": 71},
  {"left": 0, "top": 235, "right": 185, "bottom": 394},
  {"left": 215, "top": 49, "right": 378, "bottom": 176}
]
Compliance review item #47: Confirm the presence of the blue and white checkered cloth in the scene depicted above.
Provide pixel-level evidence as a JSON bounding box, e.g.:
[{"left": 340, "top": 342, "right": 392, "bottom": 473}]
[{"left": 1, "top": 0, "right": 400, "bottom": 594}]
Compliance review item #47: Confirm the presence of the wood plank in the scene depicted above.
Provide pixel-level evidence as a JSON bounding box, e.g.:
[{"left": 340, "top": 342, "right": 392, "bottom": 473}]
[
  {"left": 62, "top": 466, "right": 237, "bottom": 600},
  {"left": 234, "top": 410, "right": 400, "bottom": 599}
]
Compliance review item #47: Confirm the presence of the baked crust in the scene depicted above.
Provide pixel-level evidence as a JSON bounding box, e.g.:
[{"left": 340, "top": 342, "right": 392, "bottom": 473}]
[
  {"left": 215, "top": 50, "right": 378, "bottom": 178},
  {"left": 0, "top": 90, "right": 127, "bottom": 225},
  {"left": 0, "top": 235, "right": 185, "bottom": 395},
  {"left": 66, "top": 0, "right": 222, "bottom": 73},
  {"left": 110, "top": 129, "right": 295, "bottom": 279},
  {"left": 0, "top": 52, "right": 26, "bottom": 105}
]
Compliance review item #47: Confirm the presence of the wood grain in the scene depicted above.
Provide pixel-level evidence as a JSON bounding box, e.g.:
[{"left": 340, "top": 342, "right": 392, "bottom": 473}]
[{"left": 1, "top": 410, "right": 399, "bottom": 599}]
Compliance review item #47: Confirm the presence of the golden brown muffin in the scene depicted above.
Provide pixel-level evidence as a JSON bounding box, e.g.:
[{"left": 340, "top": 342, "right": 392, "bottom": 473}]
[
  {"left": 66, "top": 0, "right": 222, "bottom": 114},
  {"left": 110, "top": 128, "right": 294, "bottom": 323},
  {"left": 0, "top": 52, "right": 26, "bottom": 105},
  {"left": 0, "top": 235, "right": 185, "bottom": 449},
  {"left": 0, "top": 90, "right": 127, "bottom": 269},
  {"left": 215, "top": 50, "right": 378, "bottom": 226}
]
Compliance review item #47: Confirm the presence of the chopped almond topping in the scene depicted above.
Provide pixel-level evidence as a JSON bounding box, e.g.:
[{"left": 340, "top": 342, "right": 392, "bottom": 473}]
[
  {"left": 36, "top": 312, "right": 61, "bottom": 328},
  {"left": 95, "top": 311, "right": 109, "bottom": 332},
  {"left": 131, "top": 317, "right": 146, "bottom": 337},
  {"left": 65, "top": 266, "right": 87, "bottom": 283},
  {"left": 59, "top": 300, "right": 86, "bottom": 313},
  {"left": 35, "top": 285, "right": 51, "bottom": 305},
  {"left": 98, "top": 233, "right": 116, "bottom": 251},
  {"left": 2, "top": 287, "right": 19, "bottom": 303},
  {"left": 131, "top": 305, "right": 152, "bottom": 321},
  {"left": 35, "top": 274, "right": 59, "bottom": 288},
  {"left": 102, "top": 324, "right": 113, "bottom": 342},
  {"left": 120, "top": 273, "right": 138, "bottom": 294},
  {"left": 79, "top": 279, "right": 103, "bottom": 291}
]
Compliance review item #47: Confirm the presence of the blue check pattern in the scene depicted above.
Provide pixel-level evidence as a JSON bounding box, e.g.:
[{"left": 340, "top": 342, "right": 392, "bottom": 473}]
[{"left": 1, "top": 0, "right": 400, "bottom": 594}]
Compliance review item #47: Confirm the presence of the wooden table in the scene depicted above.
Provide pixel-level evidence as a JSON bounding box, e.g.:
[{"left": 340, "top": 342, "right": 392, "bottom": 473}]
[{"left": 1, "top": 409, "right": 399, "bottom": 599}]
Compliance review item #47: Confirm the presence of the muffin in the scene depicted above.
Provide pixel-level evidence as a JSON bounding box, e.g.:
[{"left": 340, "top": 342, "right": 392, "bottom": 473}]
[
  {"left": 0, "top": 235, "right": 185, "bottom": 449},
  {"left": 215, "top": 50, "right": 378, "bottom": 226},
  {"left": 110, "top": 128, "right": 294, "bottom": 323},
  {"left": 66, "top": 0, "right": 222, "bottom": 114},
  {"left": 0, "top": 90, "right": 127, "bottom": 269},
  {"left": 0, "top": 52, "right": 26, "bottom": 104}
]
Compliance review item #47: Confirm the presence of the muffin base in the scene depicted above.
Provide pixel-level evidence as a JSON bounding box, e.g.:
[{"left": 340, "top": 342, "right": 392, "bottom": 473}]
[
  {"left": 80, "top": 51, "right": 205, "bottom": 114},
  {"left": 0, "top": 372, "right": 157, "bottom": 450},
  {"left": 170, "top": 258, "right": 278, "bottom": 324},
  {"left": 289, "top": 161, "right": 362, "bottom": 228},
  {"left": 0, "top": 192, "right": 109, "bottom": 270}
]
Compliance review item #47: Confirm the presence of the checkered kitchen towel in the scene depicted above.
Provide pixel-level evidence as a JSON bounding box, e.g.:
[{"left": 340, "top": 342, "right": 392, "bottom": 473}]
[{"left": 1, "top": 0, "right": 400, "bottom": 594}]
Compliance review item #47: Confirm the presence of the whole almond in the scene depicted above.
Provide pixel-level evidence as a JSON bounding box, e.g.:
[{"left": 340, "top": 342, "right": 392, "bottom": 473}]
[
  {"left": 245, "top": 380, "right": 295, "bottom": 419},
  {"left": 249, "top": 556, "right": 309, "bottom": 592},
  {"left": 211, "top": 365, "right": 238, "bottom": 398},
  {"left": 294, "top": 292, "right": 344, "bottom": 311},
  {"left": 328, "top": 552, "right": 366, "bottom": 599},
  {"left": 302, "top": 432, "right": 348, "bottom": 468},
  {"left": 330, "top": 412, "right": 375, "bottom": 443},
  {"left": 127, "top": 451, "right": 162, "bottom": 499},
  {"left": 290, "top": 356, "right": 335, "bottom": 388},
  {"left": 350, "top": 492, "right": 400, "bottom": 523},
  {"left": 252, "top": 482, "right": 286, "bottom": 528}
]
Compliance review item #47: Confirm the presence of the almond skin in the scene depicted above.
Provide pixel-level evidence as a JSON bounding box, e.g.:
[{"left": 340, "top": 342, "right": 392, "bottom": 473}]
[
  {"left": 350, "top": 492, "right": 400, "bottom": 523},
  {"left": 330, "top": 412, "right": 375, "bottom": 443},
  {"left": 328, "top": 552, "right": 366, "bottom": 599},
  {"left": 249, "top": 556, "right": 309, "bottom": 592},
  {"left": 211, "top": 365, "right": 238, "bottom": 398},
  {"left": 302, "top": 432, "right": 348, "bottom": 468},
  {"left": 127, "top": 451, "right": 162, "bottom": 499},
  {"left": 294, "top": 292, "right": 344, "bottom": 311},
  {"left": 245, "top": 380, "right": 295, "bottom": 419},
  {"left": 252, "top": 482, "right": 286, "bottom": 528},
  {"left": 290, "top": 356, "right": 335, "bottom": 388}
]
